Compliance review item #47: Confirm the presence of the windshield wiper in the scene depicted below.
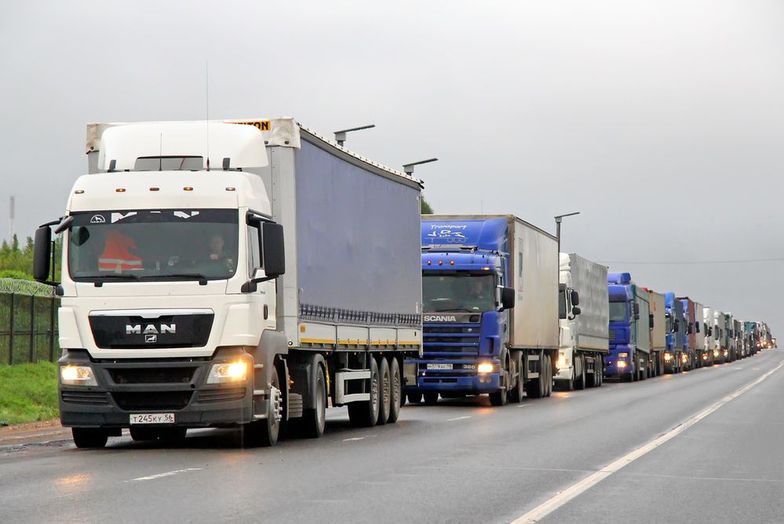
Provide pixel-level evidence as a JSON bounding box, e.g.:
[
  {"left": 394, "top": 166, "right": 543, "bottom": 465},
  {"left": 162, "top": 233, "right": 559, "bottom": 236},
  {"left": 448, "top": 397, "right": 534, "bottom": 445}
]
[
  {"left": 141, "top": 273, "right": 209, "bottom": 285},
  {"left": 77, "top": 274, "right": 140, "bottom": 287}
]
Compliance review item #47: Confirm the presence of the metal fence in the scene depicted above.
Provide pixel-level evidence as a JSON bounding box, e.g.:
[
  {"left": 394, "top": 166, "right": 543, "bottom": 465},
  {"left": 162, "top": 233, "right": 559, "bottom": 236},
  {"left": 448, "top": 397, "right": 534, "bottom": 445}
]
[{"left": 0, "top": 279, "right": 59, "bottom": 365}]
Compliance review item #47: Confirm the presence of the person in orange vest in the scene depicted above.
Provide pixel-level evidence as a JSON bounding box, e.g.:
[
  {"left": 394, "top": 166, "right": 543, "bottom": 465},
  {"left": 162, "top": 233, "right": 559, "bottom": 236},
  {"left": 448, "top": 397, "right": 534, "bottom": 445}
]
[{"left": 98, "top": 230, "right": 143, "bottom": 272}]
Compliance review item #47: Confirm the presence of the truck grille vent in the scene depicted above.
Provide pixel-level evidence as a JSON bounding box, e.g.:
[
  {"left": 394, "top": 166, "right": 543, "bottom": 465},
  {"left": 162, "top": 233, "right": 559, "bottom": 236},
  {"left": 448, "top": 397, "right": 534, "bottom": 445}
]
[
  {"left": 112, "top": 391, "right": 192, "bottom": 411},
  {"left": 422, "top": 322, "right": 481, "bottom": 359},
  {"left": 109, "top": 367, "right": 196, "bottom": 384},
  {"left": 196, "top": 388, "right": 245, "bottom": 403},
  {"left": 61, "top": 391, "right": 110, "bottom": 405}
]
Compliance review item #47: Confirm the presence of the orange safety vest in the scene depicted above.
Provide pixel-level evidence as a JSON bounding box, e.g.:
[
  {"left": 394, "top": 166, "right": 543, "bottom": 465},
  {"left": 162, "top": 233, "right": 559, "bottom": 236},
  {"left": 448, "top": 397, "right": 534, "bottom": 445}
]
[{"left": 98, "top": 231, "right": 143, "bottom": 272}]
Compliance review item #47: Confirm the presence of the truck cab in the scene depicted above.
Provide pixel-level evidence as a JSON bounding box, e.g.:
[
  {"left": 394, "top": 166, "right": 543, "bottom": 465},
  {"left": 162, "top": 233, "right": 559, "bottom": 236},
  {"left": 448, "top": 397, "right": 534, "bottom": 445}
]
[
  {"left": 606, "top": 272, "right": 651, "bottom": 381},
  {"left": 664, "top": 292, "right": 685, "bottom": 373}
]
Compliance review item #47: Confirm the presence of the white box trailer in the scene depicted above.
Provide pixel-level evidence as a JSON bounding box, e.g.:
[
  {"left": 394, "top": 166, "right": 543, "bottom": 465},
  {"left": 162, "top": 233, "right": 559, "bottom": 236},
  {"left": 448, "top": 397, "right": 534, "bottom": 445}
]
[
  {"left": 648, "top": 290, "right": 667, "bottom": 376},
  {"left": 39, "top": 118, "right": 423, "bottom": 448},
  {"left": 556, "top": 253, "right": 608, "bottom": 389}
]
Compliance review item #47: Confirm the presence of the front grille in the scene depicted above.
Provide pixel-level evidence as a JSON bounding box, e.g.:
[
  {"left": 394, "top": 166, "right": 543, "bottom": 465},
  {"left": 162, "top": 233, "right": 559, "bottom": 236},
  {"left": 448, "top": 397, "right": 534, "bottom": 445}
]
[
  {"left": 89, "top": 313, "right": 214, "bottom": 349},
  {"left": 196, "top": 387, "right": 246, "bottom": 403},
  {"left": 112, "top": 391, "right": 192, "bottom": 410},
  {"left": 423, "top": 322, "right": 481, "bottom": 359},
  {"left": 109, "top": 367, "right": 196, "bottom": 384},
  {"left": 61, "top": 391, "right": 110, "bottom": 405}
]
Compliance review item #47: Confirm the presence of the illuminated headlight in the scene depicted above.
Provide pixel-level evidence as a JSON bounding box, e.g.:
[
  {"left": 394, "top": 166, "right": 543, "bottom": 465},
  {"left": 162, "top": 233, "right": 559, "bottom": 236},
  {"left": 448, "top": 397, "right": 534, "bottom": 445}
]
[
  {"left": 681, "top": 354, "right": 689, "bottom": 363},
  {"left": 664, "top": 353, "right": 673, "bottom": 362},
  {"left": 207, "top": 360, "right": 249, "bottom": 384},
  {"left": 723, "top": 350, "right": 728, "bottom": 357},
  {"left": 618, "top": 352, "right": 628, "bottom": 359},
  {"left": 557, "top": 352, "right": 570, "bottom": 368},
  {"left": 713, "top": 350, "right": 719, "bottom": 357},
  {"left": 702, "top": 354, "right": 708, "bottom": 360},
  {"left": 60, "top": 365, "right": 97, "bottom": 386},
  {"left": 617, "top": 361, "right": 627, "bottom": 368},
  {"left": 477, "top": 361, "right": 495, "bottom": 374}
]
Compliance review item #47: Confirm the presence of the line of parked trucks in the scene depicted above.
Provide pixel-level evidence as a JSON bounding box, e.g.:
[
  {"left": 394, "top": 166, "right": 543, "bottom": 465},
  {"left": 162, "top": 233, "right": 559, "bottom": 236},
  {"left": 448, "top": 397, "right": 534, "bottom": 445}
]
[{"left": 31, "top": 118, "right": 776, "bottom": 448}]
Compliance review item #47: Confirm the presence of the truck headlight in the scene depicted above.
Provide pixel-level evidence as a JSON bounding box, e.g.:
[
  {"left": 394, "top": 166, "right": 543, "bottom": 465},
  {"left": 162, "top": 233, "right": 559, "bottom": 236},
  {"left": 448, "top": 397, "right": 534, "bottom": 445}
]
[
  {"left": 477, "top": 361, "right": 495, "bottom": 374},
  {"left": 207, "top": 360, "right": 249, "bottom": 384},
  {"left": 713, "top": 350, "right": 719, "bottom": 357},
  {"left": 723, "top": 350, "right": 728, "bottom": 357},
  {"left": 618, "top": 352, "right": 628, "bottom": 359},
  {"left": 664, "top": 353, "right": 673, "bottom": 362},
  {"left": 60, "top": 365, "right": 97, "bottom": 386},
  {"left": 681, "top": 354, "right": 688, "bottom": 363},
  {"left": 617, "top": 361, "right": 627, "bottom": 368}
]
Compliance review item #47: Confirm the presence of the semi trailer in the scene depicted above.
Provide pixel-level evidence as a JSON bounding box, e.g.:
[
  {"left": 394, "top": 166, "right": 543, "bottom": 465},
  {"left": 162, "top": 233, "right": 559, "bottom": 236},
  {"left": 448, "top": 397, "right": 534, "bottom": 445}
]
[
  {"left": 406, "top": 215, "right": 559, "bottom": 406},
  {"left": 34, "top": 119, "right": 423, "bottom": 448},
  {"left": 693, "top": 301, "right": 706, "bottom": 367},
  {"left": 606, "top": 273, "right": 651, "bottom": 381},
  {"left": 555, "top": 253, "right": 609, "bottom": 390},
  {"left": 648, "top": 289, "right": 666, "bottom": 376}
]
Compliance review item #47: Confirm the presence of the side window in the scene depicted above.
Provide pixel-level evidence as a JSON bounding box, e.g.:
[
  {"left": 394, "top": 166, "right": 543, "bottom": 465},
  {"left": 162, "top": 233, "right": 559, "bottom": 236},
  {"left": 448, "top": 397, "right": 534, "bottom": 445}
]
[{"left": 247, "top": 224, "right": 261, "bottom": 276}]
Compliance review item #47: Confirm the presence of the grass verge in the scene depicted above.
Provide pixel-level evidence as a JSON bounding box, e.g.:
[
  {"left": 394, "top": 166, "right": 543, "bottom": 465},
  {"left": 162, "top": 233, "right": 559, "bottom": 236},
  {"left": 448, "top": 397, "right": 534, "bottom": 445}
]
[{"left": 0, "top": 361, "right": 59, "bottom": 425}]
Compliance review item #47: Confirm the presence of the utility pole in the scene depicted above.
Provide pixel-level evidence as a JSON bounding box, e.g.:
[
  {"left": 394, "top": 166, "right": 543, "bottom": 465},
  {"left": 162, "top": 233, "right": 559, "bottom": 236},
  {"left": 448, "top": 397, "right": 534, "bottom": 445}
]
[{"left": 554, "top": 211, "right": 580, "bottom": 253}]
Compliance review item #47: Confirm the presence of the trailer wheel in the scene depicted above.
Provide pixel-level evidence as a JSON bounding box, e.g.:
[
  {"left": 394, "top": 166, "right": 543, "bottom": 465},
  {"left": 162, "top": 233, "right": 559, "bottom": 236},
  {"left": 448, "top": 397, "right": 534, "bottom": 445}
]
[
  {"left": 544, "top": 354, "right": 553, "bottom": 397},
  {"left": 300, "top": 363, "right": 327, "bottom": 438},
  {"left": 423, "top": 392, "right": 439, "bottom": 405},
  {"left": 348, "top": 357, "right": 380, "bottom": 427},
  {"left": 407, "top": 392, "right": 422, "bottom": 404},
  {"left": 525, "top": 352, "right": 545, "bottom": 399},
  {"left": 575, "top": 355, "right": 586, "bottom": 390},
  {"left": 388, "top": 357, "right": 402, "bottom": 423},
  {"left": 377, "top": 357, "right": 391, "bottom": 425},
  {"left": 509, "top": 352, "right": 525, "bottom": 403},
  {"left": 72, "top": 428, "right": 108, "bottom": 449}
]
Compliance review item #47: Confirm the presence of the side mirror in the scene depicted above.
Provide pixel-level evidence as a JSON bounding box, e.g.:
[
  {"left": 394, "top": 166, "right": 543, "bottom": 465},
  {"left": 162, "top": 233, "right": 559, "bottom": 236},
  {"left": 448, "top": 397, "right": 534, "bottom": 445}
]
[
  {"left": 674, "top": 319, "right": 680, "bottom": 333},
  {"left": 572, "top": 306, "right": 581, "bottom": 316},
  {"left": 33, "top": 226, "right": 52, "bottom": 283},
  {"left": 261, "top": 222, "right": 285, "bottom": 278},
  {"left": 570, "top": 290, "right": 580, "bottom": 306},
  {"left": 649, "top": 313, "right": 654, "bottom": 328},
  {"left": 633, "top": 302, "right": 640, "bottom": 320},
  {"left": 500, "top": 287, "right": 515, "bottom": 310},
  {"left": 695, "top": 321, "right": 700, "bottom": 334}
]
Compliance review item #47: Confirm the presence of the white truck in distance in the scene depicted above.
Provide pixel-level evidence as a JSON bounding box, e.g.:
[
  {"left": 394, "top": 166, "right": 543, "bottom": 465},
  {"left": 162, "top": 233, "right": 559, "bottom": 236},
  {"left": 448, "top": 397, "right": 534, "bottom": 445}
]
[
  {"left": 34, "top": 119, "right": 423, "bottom": 448},
  {"left": 556, "top": 253, "right": 609, "bottom": 390}
]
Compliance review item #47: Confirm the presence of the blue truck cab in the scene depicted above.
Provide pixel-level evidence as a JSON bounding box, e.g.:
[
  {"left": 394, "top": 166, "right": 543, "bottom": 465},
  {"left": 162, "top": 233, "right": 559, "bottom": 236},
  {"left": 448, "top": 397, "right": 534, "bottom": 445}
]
[
  {"left": 405, "top": 215, "right": 559, "bottom": 406},
  {"left": 664, "top": 292, "right": 685, "bottom": 373},
  {"left": 606, "top": 273, "right": 651, "bottom": 381}
]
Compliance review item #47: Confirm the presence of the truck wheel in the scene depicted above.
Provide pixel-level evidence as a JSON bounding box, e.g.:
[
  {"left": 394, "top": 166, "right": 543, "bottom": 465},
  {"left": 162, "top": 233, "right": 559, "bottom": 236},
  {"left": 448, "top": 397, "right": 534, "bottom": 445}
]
[
  {"left": 348, "top": 357, "right": 380, "bottom": 427},
  {"left": 301, "top": 364, "right": 326, "bottom": 438},
  {"left": 72, "top": 428, "right": 108, "bottom": 449},
  {"left": 423, "top": 392, "right": 439, "bottom": 405},
  {"left": 130, "top": 427, "right": 158, "bottom": 441},
  {"left": 490, "top": 354, "right": 511, "bottom": 406},
  {"left": 544, "top": 354, "right": 553, "bottom": 397},
  {"left": 242, "top": 365, "right": 282, "bottom": 447},
  {"left": 575, "top": 355, "right": 586, "bottom": 390},
  {"left": 509, "top": 352, "right": 524, "bottom": 403},
  {"left": 377, "top": 357, "right": 391, "bottom": 425},
  {"left": 525, "top": 352, "right": 545, "bottom": 399},
  {"left": 388, "top": 357, "right": 402, "bottom": 423},
  {"left": 407, "top": 392, "right": 422, "bottom": 404}
]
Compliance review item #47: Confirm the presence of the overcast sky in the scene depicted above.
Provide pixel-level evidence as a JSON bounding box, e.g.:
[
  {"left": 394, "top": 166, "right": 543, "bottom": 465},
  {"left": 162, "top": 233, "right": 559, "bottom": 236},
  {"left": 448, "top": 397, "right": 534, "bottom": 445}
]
[{"left": 1, "top": 0, "right": 783, "bottom": 332}]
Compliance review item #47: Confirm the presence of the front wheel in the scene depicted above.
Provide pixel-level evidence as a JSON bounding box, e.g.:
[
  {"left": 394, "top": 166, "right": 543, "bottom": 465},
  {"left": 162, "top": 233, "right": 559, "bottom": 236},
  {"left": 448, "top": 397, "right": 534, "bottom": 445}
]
[
  {"left": 72, "top": 428, "right": 108, "bottom": 449},
  {"left": 300, "top": 364, "right": 326, "bottom": 438},
  {"left": 242, "top": 365, "right": 282, "bottom": 447}
]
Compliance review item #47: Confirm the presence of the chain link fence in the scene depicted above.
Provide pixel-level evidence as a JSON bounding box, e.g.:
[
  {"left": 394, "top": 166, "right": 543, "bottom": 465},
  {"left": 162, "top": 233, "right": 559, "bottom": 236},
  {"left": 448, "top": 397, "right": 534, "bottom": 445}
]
[{"left": 0, "top": 279, "right": 59, "bottom": 365}]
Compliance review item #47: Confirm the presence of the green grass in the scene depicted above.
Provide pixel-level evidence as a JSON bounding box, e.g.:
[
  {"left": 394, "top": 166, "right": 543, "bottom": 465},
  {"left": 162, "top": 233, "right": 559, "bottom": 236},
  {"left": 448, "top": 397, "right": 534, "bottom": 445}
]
[{"left": 0, "top": 361, "right": 59, "bottom": 425}]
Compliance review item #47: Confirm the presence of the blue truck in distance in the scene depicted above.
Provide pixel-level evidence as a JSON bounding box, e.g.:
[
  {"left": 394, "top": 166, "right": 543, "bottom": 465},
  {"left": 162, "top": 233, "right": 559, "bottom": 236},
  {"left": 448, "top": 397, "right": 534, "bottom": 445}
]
[
  {"left": 664, "top": 292, "right": 685, "bottom": 373},
  {"left": 405, "top": 215, "right": 559, "bottom": 406},
  {"left": 606, "top": 273, "right": 652, "bottom": 381}
]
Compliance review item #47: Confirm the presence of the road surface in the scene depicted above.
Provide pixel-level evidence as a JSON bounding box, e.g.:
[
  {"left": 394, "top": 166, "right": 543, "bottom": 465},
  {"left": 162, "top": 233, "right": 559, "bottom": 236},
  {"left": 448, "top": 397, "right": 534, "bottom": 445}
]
[{"left": 2, "top": 350, "right": 782, "bottom": 523}]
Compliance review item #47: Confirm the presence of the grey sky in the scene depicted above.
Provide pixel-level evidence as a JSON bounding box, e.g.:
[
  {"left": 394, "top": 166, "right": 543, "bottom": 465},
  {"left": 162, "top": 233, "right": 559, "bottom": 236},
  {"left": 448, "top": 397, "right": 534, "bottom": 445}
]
[{"left": 1, "top": 0, "right": 782, "bottom": 332}]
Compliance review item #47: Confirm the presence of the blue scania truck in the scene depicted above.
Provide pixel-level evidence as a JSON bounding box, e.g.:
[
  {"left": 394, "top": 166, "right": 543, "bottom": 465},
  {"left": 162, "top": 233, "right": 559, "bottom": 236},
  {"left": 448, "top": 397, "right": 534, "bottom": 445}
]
[
  {"left": 606, "top": 273, "right": 651, "bottom": 381},
  {"left": 403, "top": 215, "right": 559, "bottom": 406}
]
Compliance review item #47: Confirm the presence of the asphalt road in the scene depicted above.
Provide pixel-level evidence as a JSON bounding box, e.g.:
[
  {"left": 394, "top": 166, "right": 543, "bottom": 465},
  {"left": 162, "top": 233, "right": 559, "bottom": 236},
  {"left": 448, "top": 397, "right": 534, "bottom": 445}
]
[{"left": 2, "top": 350, "right": 782, "bottom": 524}]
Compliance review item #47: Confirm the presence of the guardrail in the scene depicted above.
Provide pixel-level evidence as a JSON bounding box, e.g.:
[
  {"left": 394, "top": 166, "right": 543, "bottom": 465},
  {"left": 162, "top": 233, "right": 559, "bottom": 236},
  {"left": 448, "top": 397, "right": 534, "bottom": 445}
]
[{"left": 0, "top": 279, "right": 59, "bottom": 365}]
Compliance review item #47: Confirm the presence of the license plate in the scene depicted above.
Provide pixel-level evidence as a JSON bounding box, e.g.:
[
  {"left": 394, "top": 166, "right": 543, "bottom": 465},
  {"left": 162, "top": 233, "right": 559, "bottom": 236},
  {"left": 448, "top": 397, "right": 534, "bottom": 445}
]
[
  {"left": 130, "top": 413, "right": 175, "bottom": 424},
  {"left": 427, "top": 363, "right": 453, "bottom": 370}
]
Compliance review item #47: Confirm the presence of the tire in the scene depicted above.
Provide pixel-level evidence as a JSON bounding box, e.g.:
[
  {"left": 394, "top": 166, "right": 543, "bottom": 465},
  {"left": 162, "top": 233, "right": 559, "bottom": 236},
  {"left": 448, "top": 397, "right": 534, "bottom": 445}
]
[
  {"left": 407, "top": 392, "right": 422, "bottom": 404},
  {"left": 509, "top": 352, "right": 525, "bottom": 403},
  {"left": 544, "top": 354, "right": 553, "bottom": 397},
  {"left": 301, "top": 363, "right": 327, "bottom": 438},
  {"left": 72, "top": 428, "right": 108, "bottom": 449},
  {"left": 377, "top": 357, "right": 391, "bottom": 425},
  {"left": 595, "top": 360, "right": 603, "bottom": 387},
  {"left": 130, "top": 427, "right": 158, "bottom": 441},
  {"left": 575, "top": 355, "right": 586, "bottom": 390},
  {"left": 525, "top": 352, "right": 545, "bottom": 399},
  {"left": 388, "top": 357, "right": 402, "bottom": 423},
  {"left": 241, "top": 364, "right": 282, "bottom": 447},
  {"left": 348, "top": 357, "right": 380, "bottom": 427},
  {"left": 490, "top": 353, "right": 510, "bottom": 406},
  {"left": 423, "top": 392, "right": 439, "bottom": 405}
]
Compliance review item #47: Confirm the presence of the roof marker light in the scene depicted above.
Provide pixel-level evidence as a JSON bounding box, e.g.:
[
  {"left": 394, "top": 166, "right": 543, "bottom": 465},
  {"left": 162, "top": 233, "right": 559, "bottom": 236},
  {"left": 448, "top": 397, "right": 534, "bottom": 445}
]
[
  {"left": 183, "top": 186, "right": 194, "bottom": 192},
  {"left": 438, "top": 260, "right": 443, "bottom": 265},
  {"left": 115, "top": 188, "right": 126, "bottom": 193},
  {"left": 426, "top": 260, "right": 432, "bottom": 265},
  {"left": 226, "top": 187, "right": 236, "bottom": 192},
  {"left": 74, "top": 190, "right": 84, "bottom": 194},
  {"left": 450, "top": 260, "right": 455, "bottom": 265},
  {"left": 149, "top": 187, "right": 159, "bottom": 192}
]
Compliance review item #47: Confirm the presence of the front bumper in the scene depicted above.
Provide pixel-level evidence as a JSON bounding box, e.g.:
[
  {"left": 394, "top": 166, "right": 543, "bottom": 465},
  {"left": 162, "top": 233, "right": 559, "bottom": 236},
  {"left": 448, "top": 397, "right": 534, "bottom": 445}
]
[
  {"left": 403, "top": 359, "right": 502, "bottom": 394},
  {"left": 59, "top": 350, "right": 257, "bottom": 429}
]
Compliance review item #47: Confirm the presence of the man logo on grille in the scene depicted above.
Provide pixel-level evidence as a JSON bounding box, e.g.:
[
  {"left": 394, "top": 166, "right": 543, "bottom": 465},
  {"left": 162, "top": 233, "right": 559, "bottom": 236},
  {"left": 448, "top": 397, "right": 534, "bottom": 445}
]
[{"left": 145, "top": 334, "right": 157, "bottom": 343}]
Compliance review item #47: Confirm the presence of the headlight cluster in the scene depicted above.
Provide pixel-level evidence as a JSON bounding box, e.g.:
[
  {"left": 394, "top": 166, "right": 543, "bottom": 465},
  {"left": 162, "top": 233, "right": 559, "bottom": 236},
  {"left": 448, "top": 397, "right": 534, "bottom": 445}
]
[
  {"left": 617, "top": 361, "right": 627, "bottom": 368},
  {"left": 60, "top": 365, "right": 97, "bottom": 386},
  {"left": 207, "top": 360, "right": 249, "bottom": 384},
  {"left": 618, "top": 352, "right": 629, "bottom": 359},
  {"left": 664, "top": 353, "right": 673, "bottom": 362},
  {"left": 477, "top": 361, "right": 496, "bottom": 374}
]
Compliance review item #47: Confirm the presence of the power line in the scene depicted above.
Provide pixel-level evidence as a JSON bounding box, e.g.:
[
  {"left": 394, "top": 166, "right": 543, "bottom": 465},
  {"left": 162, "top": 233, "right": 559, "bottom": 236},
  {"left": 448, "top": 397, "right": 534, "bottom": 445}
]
[{"left": 597, "top": 257, "right": 784, "bottom": 265}]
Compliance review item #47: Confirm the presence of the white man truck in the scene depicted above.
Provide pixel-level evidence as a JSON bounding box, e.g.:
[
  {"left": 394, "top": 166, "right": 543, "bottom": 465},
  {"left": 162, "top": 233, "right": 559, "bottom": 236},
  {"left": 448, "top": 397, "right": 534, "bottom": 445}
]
[
  {"left": 555, "top": 253, "right": 608, "bottom": 390},
  {"left": 34, "top": 119, "right": 423, "bottom": 448}
]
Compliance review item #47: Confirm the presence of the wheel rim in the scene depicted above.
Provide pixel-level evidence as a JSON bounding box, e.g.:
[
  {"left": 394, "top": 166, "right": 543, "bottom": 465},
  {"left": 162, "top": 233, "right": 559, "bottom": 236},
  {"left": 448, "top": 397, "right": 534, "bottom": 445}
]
[{"left": 371, "top": 368, "right": 379, "bottom": 420}]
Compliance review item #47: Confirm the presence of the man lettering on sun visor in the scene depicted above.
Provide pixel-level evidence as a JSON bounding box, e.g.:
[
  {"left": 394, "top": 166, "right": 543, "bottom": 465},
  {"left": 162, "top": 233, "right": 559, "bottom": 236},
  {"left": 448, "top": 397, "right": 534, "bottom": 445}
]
[{"left": 98, "top": 230, "right": 143, "bottom": 272}]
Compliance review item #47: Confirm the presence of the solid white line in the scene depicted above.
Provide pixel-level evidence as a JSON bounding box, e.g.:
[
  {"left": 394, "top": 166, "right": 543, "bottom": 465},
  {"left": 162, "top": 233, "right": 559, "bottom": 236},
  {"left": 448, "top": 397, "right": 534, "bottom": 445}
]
[
  {"left": 516, "top": 404, "right": 530, "bottom": 408},
  {"left": 128, "top": 468, "right": 202, "bottom": 482},
  {"left": 447, "top": 416, "right": 472, "bottom": 422},
  {"left": 343, "top": 437, "right": 365, "bottom": 442},
  {"left": 511, "top": 359, "right": 784, "bottom": 524}
]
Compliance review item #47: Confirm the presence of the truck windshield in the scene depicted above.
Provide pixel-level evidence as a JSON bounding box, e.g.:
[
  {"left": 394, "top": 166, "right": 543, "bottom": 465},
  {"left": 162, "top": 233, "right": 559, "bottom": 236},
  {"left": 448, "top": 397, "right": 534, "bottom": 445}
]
[
  {"left": 67, "top": 209, "right": 239, "bottom": 282},
  {"left": 609, "top": 301, "right": 627, "bottom": 322},
  {"left": 423, "top": 273, "right": 496, "bottom": 312}
]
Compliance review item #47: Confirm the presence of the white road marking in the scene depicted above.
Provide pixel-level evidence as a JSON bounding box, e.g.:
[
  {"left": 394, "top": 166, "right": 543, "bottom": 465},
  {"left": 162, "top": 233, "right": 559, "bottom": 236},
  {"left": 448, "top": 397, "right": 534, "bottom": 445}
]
[
  {"left": 516, "top": 404, "right": 530, "bottom": 408},
  {"left": 128, "top": 467, "right": 202, "bottom": 482},
  {"left": 447, "top": 416, "right": 472, "bottom": 422},
  {"left": 343, "top": 437, "right": 365, "bottom": 442},
  {"left": 511, "top": 359, "right": 784, "bottom": 524}
]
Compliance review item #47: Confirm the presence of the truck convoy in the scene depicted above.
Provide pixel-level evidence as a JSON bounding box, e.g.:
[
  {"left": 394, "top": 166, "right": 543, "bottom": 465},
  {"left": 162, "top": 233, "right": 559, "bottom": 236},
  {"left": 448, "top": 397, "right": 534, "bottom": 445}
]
[
  {"left": 407, "top": 215, "right": 559, "bottom": 405},
  {"left": 606, "top": 273, "right": 651, "bottom": 381},
  {"left": 555, "top": 253, "right": 609, "bottom": 390},
  {"left": 664, "top": 292, "right": 685, "bottom": 373},
  {"left": 648, "top": 289, "right": 666, "bottom": 377},
  {"left": 33, "top": 119, "right": 423, "bottom": 448}
]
